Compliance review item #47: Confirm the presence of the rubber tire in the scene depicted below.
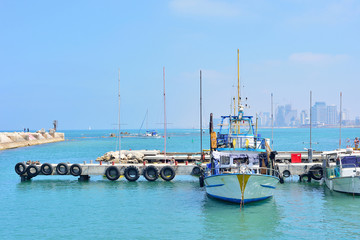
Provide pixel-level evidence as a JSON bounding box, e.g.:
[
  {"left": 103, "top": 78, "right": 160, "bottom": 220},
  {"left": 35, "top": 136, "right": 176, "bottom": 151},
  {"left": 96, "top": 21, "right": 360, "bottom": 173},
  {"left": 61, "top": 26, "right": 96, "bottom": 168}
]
[
  {"left": 191, "top": 166, "right": 201, "bottom": 176},
  {"left": 309, "top": 164, "right": 323, "bottom": 180},
  {"left": 199, "top": 175, "right": 204, "bottom": 187},
  {"left": 143, "top": 166, "right": 159, "bottom": 181},
  {"left": 124, "top": 166, "right": 140, "bottom": 182},
  {"left": 56, "top": 163, "right": 69, "bottom": 175},
  {"left": 283, "top": 170, "right": 291, "bottom": 178},
  {"left": 300, "top": 173, "right": 311, "bottom": 183},
  {"left": 160, "top": 166, "right": 176, "bottom": 181},
  {"left": 70, "top": 164, "right": 82, "bottom": 176},
  {"left": 26, "top": 165, "right": 39, "bottom": 178},
  {"left": 15, "top": 162, "right": 27, "bottom": 175},
  {"left": 105, "top": 166, "right": 120, "bottom": 181},
  {"left": 41, "top": 163, "right": 53, "bottom": 175}
]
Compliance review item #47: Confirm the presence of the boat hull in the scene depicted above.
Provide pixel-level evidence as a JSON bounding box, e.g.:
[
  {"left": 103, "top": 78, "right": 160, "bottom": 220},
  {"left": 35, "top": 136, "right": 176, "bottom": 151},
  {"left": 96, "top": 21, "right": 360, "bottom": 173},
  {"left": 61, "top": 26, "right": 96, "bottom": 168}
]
[
  {"left": 204, "top": 174, "right": 279, "bottom": 204},
  {"left": 325, "top": 176, "right": 360, "bottom": 194}
]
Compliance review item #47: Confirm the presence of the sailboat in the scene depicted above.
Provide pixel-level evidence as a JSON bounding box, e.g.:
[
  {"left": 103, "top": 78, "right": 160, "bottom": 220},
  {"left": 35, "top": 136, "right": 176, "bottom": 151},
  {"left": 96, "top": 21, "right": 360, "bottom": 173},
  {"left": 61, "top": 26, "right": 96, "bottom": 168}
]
[
  {"left": 137, "top": 110, "right": 160, "bottom": 138},
  {"left": 202, "top": 50, "right": 280, "bottom": 204}
]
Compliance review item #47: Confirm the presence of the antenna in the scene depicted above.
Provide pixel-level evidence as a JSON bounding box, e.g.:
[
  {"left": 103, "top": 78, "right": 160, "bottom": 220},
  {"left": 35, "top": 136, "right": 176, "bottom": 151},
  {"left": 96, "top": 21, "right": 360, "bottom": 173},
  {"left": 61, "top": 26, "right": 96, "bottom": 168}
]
[{"left": 118, "top": 68, "right": 121, "bottom": 160}]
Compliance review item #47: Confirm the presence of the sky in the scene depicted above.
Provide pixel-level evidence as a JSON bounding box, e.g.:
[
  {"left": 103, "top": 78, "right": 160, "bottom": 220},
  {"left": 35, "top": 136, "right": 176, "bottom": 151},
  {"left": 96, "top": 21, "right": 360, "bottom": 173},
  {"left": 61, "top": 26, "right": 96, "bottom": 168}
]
[{"left": 1, "top": 0, "right": 360, "bottom": 130}]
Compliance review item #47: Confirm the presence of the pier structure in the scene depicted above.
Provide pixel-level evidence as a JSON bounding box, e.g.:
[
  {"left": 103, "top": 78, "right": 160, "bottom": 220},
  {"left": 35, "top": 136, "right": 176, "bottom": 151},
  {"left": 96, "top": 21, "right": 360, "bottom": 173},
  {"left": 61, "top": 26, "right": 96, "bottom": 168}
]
[{"left": 0, "top": 131, "right": 65, "bottom": 150}]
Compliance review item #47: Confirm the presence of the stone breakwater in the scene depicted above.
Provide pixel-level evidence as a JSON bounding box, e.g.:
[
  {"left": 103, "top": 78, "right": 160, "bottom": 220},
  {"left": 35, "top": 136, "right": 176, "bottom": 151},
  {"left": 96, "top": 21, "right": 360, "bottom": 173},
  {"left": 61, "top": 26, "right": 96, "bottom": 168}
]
[{"left": 0, "top": 132, "right": 65, "bottom": 150}]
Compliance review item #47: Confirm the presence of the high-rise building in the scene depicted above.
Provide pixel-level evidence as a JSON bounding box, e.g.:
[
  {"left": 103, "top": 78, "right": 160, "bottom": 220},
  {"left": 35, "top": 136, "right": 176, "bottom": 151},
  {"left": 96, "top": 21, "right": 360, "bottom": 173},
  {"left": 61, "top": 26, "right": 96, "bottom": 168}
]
[
  {"left": 300, "top": 110, "right": 309, "bottom": 125},
  {"left": 327, "top": 105, "right": 337, "bottom": 125},
  {"left": 312, "top": 102, "right": 327, "bottom": 125},
  {"left": 275, "top": 106, "right": 286, "bottom": 127}
]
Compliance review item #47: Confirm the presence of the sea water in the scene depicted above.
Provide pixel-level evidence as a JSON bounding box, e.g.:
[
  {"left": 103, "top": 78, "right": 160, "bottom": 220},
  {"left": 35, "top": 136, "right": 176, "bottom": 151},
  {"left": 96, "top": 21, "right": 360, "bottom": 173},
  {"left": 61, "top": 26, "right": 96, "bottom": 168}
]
[{"left": 1, "top": 128, "right": 360, "bottom": 239}]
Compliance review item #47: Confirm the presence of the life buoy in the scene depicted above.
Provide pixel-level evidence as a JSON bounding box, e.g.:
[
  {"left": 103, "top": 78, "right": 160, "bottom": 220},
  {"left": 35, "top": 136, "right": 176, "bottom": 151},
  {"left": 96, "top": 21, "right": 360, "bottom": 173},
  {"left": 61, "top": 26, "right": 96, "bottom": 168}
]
[
  {"left": 299, "top": 173, "right": 311, "bottom": 183},
  {"left": 309, "top": 164, "right": 323, "bottom": 180},
  {"left": 191, "top": 166, "right": 201, "bottom": 176},
  {"left": 199, "top": 175, "right": 204, "bottom": 187},
  {"left": 15, "top": 162, "right": 27, "bottom": 175},
  {"left": 26, "top": 165, "right": 39, "bottom": 178},
  {"left": 143, "top": 165, "right": 159, "bottom": 181},
  {"left": 70, "top": 164, "right": 82, "bottom": 176},
  {"left": 160, "top": 166, "right": 176, "bottom": 181},
  {"left": 283, "top": 170, "right": 291, "bottom": 178},
  {"left": 41, "top": 163, "right": 53, "bottom": 175},
  {"left": 124, "top": 166, "right": 140, "bottom": 182},
  {"left": 105, "top": 166, "right": 120, "bottom": 181},
  {"left": 56, "top": 163, "right": 69, "bottom": 175}
]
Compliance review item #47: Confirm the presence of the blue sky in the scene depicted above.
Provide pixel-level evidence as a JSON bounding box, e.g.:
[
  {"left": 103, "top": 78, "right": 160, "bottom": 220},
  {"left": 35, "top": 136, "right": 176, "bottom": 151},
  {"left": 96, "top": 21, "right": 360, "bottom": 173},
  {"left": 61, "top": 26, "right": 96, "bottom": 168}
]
[{"left": 1, "top": 0, "right": 360, "bottom": 130}]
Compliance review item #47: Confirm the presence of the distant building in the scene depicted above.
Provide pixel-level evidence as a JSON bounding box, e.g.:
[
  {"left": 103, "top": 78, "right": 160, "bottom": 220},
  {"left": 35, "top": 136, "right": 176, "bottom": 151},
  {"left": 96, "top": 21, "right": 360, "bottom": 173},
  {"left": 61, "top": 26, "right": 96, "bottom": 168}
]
[
  {"left": 275, "top": 106, "right": 286, "bottom": 127},
  {"left": 300, "top": 110, "right": 309, "bottom": 125},
  {"left": 312, "top": 102, "right": 327, "bottom": 125},
  {"left": 258, "top": 112, "right": 271, "bottom": 127},
  {"left": 327, "top": 105, "right": 337, "bottom": 125}
]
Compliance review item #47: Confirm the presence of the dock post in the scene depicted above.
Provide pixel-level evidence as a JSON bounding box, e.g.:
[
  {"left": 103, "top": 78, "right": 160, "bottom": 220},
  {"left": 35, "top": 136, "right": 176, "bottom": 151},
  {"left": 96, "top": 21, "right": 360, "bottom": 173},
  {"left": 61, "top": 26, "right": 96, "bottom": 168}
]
[{"left": 78, "top": 175, "right": 90, "bottom": 181}]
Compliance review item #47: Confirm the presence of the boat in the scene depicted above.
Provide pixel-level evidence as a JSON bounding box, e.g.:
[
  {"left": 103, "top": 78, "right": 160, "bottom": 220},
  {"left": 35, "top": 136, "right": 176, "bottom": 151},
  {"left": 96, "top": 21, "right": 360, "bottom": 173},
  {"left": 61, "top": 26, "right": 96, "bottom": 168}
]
[
  {"left": 137, "top": 110, "right": 160, "bottom": 138},
  {"left": 201, "top": 50, "right": 280, "bottom": 204},
  {"left": 322, "top": 148, "right": 360, "bottom": 194}
]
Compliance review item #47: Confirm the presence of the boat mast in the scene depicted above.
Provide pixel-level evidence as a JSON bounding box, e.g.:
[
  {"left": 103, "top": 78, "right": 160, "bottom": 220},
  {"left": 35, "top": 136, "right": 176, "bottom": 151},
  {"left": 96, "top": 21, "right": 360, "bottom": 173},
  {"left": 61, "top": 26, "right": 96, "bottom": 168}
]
[
  {"left": 339, "top": 92, "right": 342, "bottom": 149},
  {"left": 309, "top": 91, "right": 313, "bottom": 162},
  {"left": 163, "top": 67, "right": 167, "bottom": 161},
  {"left": 271, "top": 93, "right": 274, "bottom": 149},
  {"left": 237, "top": 49, "right": 240, "bottom": 111},
  {"left": 118, "top": 68, "right": 121, "bottom": 160},
  {"left": 200, "top": 70, "right": 203, "bottom": 157}
]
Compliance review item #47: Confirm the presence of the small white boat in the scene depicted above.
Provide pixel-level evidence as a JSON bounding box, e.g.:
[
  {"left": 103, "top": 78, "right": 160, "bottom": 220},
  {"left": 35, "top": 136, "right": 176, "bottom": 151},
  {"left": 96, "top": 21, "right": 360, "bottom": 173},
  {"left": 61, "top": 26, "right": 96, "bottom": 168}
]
[{"left": 323, "top": 148, "right": 360, "bottom": 194}]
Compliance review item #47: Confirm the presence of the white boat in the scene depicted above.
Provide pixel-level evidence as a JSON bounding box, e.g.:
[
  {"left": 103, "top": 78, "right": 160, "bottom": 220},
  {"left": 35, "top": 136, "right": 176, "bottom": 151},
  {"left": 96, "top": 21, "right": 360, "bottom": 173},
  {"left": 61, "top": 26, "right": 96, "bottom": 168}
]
[
  {"left": 202, "top": 49, "right": 280, "bottom": 204},
  {"left": 322, "top": 148, "right": 360, "bottom": 194}
]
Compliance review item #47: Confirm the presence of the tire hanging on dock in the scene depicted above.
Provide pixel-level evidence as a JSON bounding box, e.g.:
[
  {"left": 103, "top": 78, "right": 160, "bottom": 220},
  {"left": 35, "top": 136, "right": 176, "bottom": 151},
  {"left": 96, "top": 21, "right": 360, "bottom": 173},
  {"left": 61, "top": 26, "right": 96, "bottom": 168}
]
[
  {"left": 143, "top": 165, "right": 159, "bottom": 181},
  {"left": 283, "top": 170, "right": 291, "bottom": 178},
  {"left": 70, "top": 164, "right": 82, "bottom": 176},
  {"left": 56, "top": 163, "right": 69, "bottom": 175},
  {"left": 299, "top": 173, "right": 311, "bottom": 183},
  {"left": 105, "top": 166, "right": 120, "bottom": 181},
  {"left": 160, "top": 166, "right": 176, "bottom": 181},
  {"left": 124, "top": 166, "right": 140, "bottom": 182},
  {"left": 26, "top": 165, "right": 39, "bottom": 178},
  {"left": 191, "top": 166, "right": 201, "bottom": 176},
  {"left": 41, "top": 163, "right": 53, "bottom": 175},
  {"left": 15, "top": 162, "right": 27, "bottom": 175},
  {"left": 309, "top": 164, "right": 323, "bottom": 180}
]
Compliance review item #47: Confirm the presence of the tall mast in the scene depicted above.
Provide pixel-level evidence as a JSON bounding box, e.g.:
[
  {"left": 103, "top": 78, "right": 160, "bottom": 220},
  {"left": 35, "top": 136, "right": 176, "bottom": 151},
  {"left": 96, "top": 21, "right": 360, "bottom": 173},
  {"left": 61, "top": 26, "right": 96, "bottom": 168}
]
[
  {"left": 200, "top": 70, "right": 203, "bottom": 156},
  {"left": 237, "top": 49, "right": 240, "bottom": 111},
  {"left": 271, "top": 93, "right": 274, "bottom": 149},
  {"left": 339, "top": 92, "right": 342, "bottom": 149},
  {"left": 163, "top": 67, "right": 167, "bottom": 161},
  {"left": 310, "top": 91, "right": 312, "bottom": 150},
  {"left": 118, "top": 68, "right": 121, "bottom": 160}
]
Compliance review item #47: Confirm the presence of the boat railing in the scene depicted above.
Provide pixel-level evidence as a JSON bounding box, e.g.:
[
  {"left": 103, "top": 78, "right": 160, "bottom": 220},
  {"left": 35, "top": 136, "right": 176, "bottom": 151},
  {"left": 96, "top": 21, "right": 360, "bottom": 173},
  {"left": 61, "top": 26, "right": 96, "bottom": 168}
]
[
  {"left": 205, "top": 165, "right": 280, "bottom": 178},
  {"left": 216, "top": 134, "right": 267, "bottom": 150},
  {"left": 326, "top": 164, "right": 358, "bottom": 178}
]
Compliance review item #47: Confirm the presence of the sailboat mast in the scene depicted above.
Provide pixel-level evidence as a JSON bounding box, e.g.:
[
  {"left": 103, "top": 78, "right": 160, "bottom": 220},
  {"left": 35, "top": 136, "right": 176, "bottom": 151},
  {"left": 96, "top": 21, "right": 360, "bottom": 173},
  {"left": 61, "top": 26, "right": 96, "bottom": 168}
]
[
  {"left": 310, "top": 91, "right": 312, "bottom": 150},
  {"left": 118, "top": 68, "right": 121, "bottom": 160},
  {"left": 339, "top": 92, "right": 342, "bottom": 149},
  {"left": 200, "top": 70, "right": 203, "bottom": 156},
  {"left": 163, "top": 67, "right": 167, "bottom": 161},
  {"left": 271, "top": 93, "right": 274, "bottom": 149}
]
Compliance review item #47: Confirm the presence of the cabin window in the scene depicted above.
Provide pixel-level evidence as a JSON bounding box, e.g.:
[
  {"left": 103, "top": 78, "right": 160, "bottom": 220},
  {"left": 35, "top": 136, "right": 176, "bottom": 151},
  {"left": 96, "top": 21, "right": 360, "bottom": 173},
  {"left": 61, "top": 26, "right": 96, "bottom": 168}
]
[
  {"left": 341, "top": 156, "right": 359, "bottom": 168},
  {"left": 220, "top": 155, "right": 230, "bottom": 165}
]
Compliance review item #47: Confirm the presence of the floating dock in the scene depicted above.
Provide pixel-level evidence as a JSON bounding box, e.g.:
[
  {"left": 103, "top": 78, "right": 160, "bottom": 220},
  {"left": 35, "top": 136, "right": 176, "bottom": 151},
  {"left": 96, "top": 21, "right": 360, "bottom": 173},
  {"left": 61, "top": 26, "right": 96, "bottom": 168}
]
[
  {"left": 0, "top": 131, "right": 65, "bottom": 150},
  {"left": 15, "top": 150, "right": 328, "bottom": 183}
]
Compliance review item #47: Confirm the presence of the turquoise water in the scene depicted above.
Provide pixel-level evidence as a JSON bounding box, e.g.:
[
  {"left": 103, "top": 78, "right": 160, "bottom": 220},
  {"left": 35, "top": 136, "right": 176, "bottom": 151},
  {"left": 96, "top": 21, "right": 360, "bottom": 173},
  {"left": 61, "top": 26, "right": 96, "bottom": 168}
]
[{"left": 1, "top": 128, "right": 360, "bottom": 239}]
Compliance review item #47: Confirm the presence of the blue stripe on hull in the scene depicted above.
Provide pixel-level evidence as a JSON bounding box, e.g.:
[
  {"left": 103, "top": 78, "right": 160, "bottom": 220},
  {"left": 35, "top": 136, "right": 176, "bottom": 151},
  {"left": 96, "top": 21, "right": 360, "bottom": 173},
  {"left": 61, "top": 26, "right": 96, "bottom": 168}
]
[{"left": 207, "top": 193, "right": 272, "bottom": 204}]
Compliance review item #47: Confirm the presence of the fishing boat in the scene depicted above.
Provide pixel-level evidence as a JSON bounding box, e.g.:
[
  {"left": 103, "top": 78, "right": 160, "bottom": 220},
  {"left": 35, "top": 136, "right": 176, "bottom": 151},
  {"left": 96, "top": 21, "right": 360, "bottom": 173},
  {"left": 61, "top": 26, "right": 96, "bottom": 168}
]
[
  {"left": 322, "top": 148, "right": 360, "bottom": 194},
  {"left": 202, "top": 50, "right": 280, "bottom": 204}
]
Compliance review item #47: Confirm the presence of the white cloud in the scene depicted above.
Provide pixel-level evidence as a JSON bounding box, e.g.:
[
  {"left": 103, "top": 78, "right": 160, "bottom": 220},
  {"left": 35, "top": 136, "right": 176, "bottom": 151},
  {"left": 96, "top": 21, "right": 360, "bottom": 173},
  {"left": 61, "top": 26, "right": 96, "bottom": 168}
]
[
  {"left": 169, "top": 0, "right": 240, "bottom": 17},
  {"left": 289, "top": 52, "right": 349, "bottom": 64}
]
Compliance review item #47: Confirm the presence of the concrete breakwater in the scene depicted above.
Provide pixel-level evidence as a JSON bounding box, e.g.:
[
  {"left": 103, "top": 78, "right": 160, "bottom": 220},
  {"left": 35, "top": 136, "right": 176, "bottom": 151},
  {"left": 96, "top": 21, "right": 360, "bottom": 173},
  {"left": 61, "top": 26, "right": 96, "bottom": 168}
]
[{"left": 0, "top": 131, "right": 65, "bottom": 150}]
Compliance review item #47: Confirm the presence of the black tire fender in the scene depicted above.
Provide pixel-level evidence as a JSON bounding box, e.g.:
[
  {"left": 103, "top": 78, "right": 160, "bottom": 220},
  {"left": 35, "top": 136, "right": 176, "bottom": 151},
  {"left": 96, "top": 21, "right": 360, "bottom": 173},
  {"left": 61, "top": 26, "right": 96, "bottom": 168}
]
[
  {"left": 300, "top": 173, "right": 311, "bottom": 183},
  {"left": 70, "top": 164, "right": 82, "bottom": 176},
  {"left": 41, "top": 163, "right": 53, "bottom": 175},
  {"left": 309, "top": 164, "right": 323, "bottom": 180},
  {"left": 143, "top": 165, "right": 159, "bottom": 181},
  {"left": 105, "top": 166, "right": 120, "bottom": 181},
  {"left": 56, "top": 163, "right": 69, "bottom": 175},
  {"left": 283, "top": 170, "right": 291, "bottom": 178},
  {"left": 199, "top": 175, "right": 204, "bottom": 187},
  {"left": 26, "top": 165, "right": 39, "bottom": 178},
  {"left": 160, "top": 166, "right": 176, "bottom": 181},
  {"left": 124, "top": 166, "right": 140, "bottom": 182},
  {"left": 15, "top": 162, "right": 27, "bottom": 175},
  {"left": 191, "top": 166, "right": 201, "bottom": 176}
]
